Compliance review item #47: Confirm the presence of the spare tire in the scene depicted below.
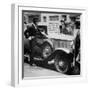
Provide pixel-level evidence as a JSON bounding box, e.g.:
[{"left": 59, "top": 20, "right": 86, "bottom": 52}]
[{"left": 42, "top": 43, "right": 53, "bottom": 59}]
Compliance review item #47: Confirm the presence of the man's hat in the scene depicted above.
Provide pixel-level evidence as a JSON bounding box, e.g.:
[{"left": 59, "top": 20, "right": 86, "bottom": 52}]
[{"left": 33, "top": 17, "right": 39, "bottom": 23}]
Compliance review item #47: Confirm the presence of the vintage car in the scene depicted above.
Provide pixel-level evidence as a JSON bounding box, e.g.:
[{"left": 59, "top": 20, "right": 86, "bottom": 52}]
[{"left": 24, "top": 28, "right": 80, "bottom": 74}]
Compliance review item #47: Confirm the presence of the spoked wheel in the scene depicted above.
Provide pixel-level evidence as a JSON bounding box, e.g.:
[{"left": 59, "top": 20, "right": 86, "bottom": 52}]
[
  {"left": 54, "top": 55, "right": 69, "bottom": 74},
  {"left": 42, "top": 43, "right": 52, "bottom": 59}
]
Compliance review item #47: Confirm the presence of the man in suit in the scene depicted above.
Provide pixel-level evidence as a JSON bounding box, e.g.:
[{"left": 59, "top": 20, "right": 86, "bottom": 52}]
[
  {"left": 24, "top": 17, "right": 43, "bottom": 66},
  {"left": 24, "top": 17, "right": 42, "bottom": 38}
]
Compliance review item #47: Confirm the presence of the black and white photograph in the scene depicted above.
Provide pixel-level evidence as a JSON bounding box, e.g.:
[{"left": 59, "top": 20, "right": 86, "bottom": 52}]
[{"left": 23, "top": 10, "right": 81, "bottom": 78}]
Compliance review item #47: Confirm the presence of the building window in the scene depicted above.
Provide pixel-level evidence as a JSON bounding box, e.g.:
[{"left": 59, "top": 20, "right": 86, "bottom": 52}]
[{"left": 43, "top": 16, "right": 47, "bottom": 22}]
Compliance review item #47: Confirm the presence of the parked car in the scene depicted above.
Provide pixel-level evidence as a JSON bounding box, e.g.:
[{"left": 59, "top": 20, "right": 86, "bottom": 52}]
[{"left": 24, "top": 26, "right": 80, "bottom": 74}]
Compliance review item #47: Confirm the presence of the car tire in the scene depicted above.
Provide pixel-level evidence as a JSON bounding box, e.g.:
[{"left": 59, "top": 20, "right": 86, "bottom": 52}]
[{"left": 54, "top": 54, "right": 69, "bottom": 74}]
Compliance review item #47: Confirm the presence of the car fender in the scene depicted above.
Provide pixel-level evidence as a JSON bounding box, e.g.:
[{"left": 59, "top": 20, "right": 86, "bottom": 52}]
[
  {"left": 55, "top": 48, "right": 71, "bottom": 54},
  {"left": 43, "top": 39, "right": 53, "bottom": 48}
]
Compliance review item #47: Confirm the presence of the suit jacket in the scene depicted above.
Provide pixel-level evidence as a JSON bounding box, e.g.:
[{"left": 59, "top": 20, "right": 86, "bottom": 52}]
[{"left": 24, "top": 23, "right": 42, "bottom": 38}]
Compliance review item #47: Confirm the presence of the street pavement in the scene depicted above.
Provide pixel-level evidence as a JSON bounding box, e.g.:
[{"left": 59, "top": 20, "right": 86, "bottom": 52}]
[{"left": 24, "top": 62, "right": 65, "bottom": 78}]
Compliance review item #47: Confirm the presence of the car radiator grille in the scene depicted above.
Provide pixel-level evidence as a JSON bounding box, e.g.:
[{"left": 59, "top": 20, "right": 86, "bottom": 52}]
[{"left": 52, "top": 39, "right": 72, "bottom": 50}]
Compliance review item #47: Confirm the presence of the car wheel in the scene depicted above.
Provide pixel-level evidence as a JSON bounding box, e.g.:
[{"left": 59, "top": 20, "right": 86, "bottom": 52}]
[
  {"left": 42, "top": 43, "right": 52, "bottom": 59},
  {"left": 54, "top": 54, "right": 69, "bottom": 74}
]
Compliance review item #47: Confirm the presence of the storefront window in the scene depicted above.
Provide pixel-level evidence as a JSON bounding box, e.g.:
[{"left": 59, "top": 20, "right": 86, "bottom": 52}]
[{"left": 49, "top": 16, "right": 59, "bottom": 21}]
